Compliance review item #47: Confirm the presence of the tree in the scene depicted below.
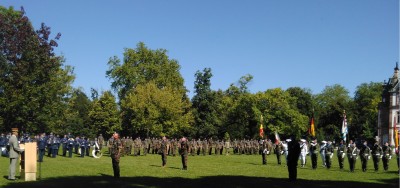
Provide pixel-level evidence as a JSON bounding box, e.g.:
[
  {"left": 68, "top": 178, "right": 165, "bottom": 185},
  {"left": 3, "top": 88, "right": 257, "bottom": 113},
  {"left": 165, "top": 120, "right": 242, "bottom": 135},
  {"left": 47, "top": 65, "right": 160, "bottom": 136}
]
[
  {"left": 62, "top": 89, "right": 92, "bottom": 137},
  {"left": 89, "top": 90, "right": 120, "bottom": 139},
  {"left": 0, "top": 6, "right": 74, "bottom": 133},
  {"left": 121, "top": 82, "right": 193, "bottom": 138},
  {"left": 314, "top": 84, "right": 352, "bottom": 141},
  {"left": 257, "top": 88, "right": 309, "bottom": 140},
  {"left": 352, "top": 82, "right": 382, "bottom": 141},
  {"left": 192, "top": 68, "right": 221, "bottom": 138},
  {"left": 106, "top": 42, "right": 186, "bottom": 101},
  {"left": 286, "top": 87, "right": 314, "bottom": 117},
  {"left": 106, "top": 42, "right": 190, "bottom": 137}
]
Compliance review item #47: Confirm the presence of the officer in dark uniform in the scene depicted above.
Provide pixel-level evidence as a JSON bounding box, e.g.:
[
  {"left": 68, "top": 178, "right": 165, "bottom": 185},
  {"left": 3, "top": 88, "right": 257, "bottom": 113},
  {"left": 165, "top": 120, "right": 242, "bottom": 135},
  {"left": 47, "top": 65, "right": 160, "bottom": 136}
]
[
  {"left": 74, "top": 136, "right": 80, "bottom": 154},
  {"left": 180, "top": 137, "right": 189, "bottom": 170},
  {"left": 51, "top": 135, "right": 60, "bottom": 158},
  {"left": 47, "top": 133, "right": 53, "bottom": 157},
  {"left": 325, "top": 141, "right": 334, "bottom": 169},
  {"left": 67, "top": 137, "right": 74, "bottom": 158},
  {"left": 309, "top": 138, "right": 318, "bottom": 169},
  {"left": 359, "top": 140, "right": 371, "bottom": 172},
  {"left": 347, "top": 140, "right": 357, "bottom": 172},
  {"left": 37, "top": 133, "right": 47, "bottom": 162},
  {"left": 380, "top": 142, "right": 391, "bottom": 171},
  {"left": 337, "top": 140, "right": 346, "bottom": 170},
  {"left": 287, "top": 137, "right": 300, "bottom": 182},
  {"left": 371, "top": 141, "right": 383, "bottom": 172},
  {"left": 80, "top": 137, "right": 87, "bottom": 157},
  {"left": 61, "top": 135, "right": 68, "bottom": 157}
]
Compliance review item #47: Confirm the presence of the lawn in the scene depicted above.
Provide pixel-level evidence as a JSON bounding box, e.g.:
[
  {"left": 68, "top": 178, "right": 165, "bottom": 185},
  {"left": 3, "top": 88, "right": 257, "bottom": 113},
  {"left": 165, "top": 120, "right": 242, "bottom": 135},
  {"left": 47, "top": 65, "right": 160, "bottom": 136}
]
[{"left": 0, "top": 149, "right": 398, "bottom": 188}]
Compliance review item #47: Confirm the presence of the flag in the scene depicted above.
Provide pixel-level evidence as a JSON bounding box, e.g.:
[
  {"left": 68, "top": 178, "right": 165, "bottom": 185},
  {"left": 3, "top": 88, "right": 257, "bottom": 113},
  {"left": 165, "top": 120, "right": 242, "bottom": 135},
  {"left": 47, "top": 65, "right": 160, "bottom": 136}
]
[
  {"left": 259, "top": 115, "right": 264, "bottom": 138},
  {"left": 394, "top": 118, "right": 398, "bottom": 149},
  {"left": 309, "top": 117, "right": 315, "bottom": 137},
  {"left": 341, "top": 111, "right": 348, "bottom": 142},
  {"left": 274, "top": 131, "right": 280, "bottom": 144}
]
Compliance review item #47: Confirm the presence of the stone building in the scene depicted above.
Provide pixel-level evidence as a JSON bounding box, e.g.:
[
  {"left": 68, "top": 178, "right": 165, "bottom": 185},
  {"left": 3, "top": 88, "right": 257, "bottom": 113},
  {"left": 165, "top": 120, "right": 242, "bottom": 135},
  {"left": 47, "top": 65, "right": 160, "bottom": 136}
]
[{"left": 377, "top": 63, "right": 399, "bottom": 145}]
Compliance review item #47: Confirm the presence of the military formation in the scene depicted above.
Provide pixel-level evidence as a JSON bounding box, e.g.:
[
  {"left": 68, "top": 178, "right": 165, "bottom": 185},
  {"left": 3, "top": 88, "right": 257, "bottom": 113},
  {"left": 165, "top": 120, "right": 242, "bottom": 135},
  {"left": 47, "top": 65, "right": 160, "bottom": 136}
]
[{"left": 0, "top": 132, "right": 399, "bottom": 174}]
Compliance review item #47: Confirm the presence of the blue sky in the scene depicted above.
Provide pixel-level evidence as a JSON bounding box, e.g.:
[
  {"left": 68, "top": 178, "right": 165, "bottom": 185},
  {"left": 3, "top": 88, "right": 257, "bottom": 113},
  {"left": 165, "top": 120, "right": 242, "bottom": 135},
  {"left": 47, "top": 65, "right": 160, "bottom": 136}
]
[{"left": 2, "top": 0, "right": 399, "bottom": 98}]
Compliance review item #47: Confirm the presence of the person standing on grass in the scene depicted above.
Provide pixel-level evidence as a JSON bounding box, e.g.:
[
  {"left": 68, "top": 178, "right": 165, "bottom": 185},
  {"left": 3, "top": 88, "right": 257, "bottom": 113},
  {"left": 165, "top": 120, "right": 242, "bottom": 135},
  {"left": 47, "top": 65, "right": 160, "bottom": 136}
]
[
  {"left": 324, "top": 141, "right": 334, "bottom": 169},
  {"left": 337, "top": 140, "right": 346, "bottom": 170},
  {"left": 381, "top": 142, "right": 392, "bottom": 171},
  {"left": 160, "top": 136, "right": 168, "bottom": 167},
  {"left": 110, "top": 132, "right": 122, "bottom": 178},
  {"left": 287, "top": 137, "right": 300, "bottom": 182},
  {"left": 347, "top": 140, "right": 357, "bottom": 172},
  {"left": 180, "top": 137, "right": 190, "bottom": 170},
  {"left": 359, "top": 140, "right": 371, "bottom": 172},
  {"left": 8, "top": 128, "right": 24, "bottom": 180},
  {"left": 371, "top": 141, "right": 383, "bottom": 172},
  {"left": 309, "top": 138, "right": 318, "bottom": 170},
  {"left": 275, "top": 140, "right": 283, "bottom": 165}
]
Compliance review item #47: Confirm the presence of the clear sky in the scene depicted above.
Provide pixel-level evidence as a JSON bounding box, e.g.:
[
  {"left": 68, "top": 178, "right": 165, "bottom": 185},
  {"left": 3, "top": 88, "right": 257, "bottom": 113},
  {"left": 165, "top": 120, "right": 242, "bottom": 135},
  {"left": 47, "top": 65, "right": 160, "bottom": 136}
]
[{"left": 2, "top": 0, "right": 399, "bottom": 98}]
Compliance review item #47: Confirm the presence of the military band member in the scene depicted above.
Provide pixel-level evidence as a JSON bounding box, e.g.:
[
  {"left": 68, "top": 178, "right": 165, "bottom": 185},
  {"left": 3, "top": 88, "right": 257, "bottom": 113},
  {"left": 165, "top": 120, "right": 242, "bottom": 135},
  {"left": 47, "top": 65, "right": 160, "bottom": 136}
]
[
  {"left": 325, "top": 141, "right": 334, "bottom": 169},
  {"left": 337, "top": 140, "right": 346, "bottom": 170},
  {"left": 299, "top": 139, "right": 308, "bottom": 167},
  {"left": 347, "top": 140, "right": 357, "bottom": 172},
  {"left": 320, "top": 141, "right": 327, "bottom": 167},
  {"left": 37, "top": 133, "right": 46, "bottom": 162},
  {"left": 359, "top": 140, "right": 371, "bottom": 172},
  {"left": 61, "top": 135, "right": 68, "bottom": 157},
  {"left": 309, "top": 139, "right": 318, "bottom": 169},
  {"left": 67, "top": 137, "right": 74, "bottom": 158},
  {"left": 381, "top": 142, "right": 392, "bottom": 171},
  {"left": 97, "top": 134, "right": 104, "bottom": 150},
  {"left": 371, "top": 141, "right": 383, "bottom": 172}
]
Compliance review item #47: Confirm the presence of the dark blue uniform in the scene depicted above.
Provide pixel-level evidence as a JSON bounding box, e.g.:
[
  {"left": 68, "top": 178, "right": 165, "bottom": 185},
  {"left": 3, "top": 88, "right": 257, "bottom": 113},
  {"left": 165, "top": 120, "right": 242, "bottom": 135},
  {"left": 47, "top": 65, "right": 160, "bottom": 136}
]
[
  {"left": 61, "top": 136, "right": 68, "bottom": 156},
  {"left": 67, "top": 138, "right": 75, "bottom": 158},
  {"left": 80, "top": 139, "right": 87, "bottom": 157},
  {"left": 52, "top": 136, "right": 60, "bottom": 158},
  {"left": 37, "top": 136, "right": 47, "bottom": 162}
]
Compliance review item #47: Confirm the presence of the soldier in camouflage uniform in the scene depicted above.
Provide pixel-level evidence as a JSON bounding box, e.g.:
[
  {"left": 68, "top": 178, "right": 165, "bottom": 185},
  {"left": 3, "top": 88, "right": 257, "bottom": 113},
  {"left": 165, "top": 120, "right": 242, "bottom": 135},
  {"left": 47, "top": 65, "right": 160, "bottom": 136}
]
[
  {"left": 180, "top": 137, "right": 190, "bottom": 170},
  {"left": 110, "top": 132, "right": 122, "bottom": 178},
  {"left": 160, "top": 136, "right": 168, "bottom": 167}
]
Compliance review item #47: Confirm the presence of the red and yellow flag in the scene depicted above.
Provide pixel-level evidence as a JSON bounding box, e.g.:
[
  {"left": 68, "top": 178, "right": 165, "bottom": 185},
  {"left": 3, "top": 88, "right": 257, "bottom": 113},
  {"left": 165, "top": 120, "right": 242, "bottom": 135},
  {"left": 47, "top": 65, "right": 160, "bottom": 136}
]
[
  {"left": 259, "top": 115, "right": 264, "bottom": 138},
  {"left": 394, "top": 122, "right": 399, "bottom": 149},
  {"left": 310, "top": 117, "right": 315, "bottom": 137}
]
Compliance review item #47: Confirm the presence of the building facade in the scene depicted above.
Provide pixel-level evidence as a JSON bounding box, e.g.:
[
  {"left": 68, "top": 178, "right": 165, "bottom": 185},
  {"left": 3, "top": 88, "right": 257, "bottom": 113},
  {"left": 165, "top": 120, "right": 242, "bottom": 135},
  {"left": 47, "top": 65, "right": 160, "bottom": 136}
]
[{"left": 377, "top": 63, "right": 399, "bottom": 146}]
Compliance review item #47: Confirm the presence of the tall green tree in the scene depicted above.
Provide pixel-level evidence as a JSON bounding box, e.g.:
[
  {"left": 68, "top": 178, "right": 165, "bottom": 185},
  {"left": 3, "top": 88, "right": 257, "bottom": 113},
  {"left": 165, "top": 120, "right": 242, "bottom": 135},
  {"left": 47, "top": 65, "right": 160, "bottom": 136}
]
[
  {"left": 89, "top": 90, "right": 120, "bottom": 139},
  {"left": 0, "top": 6, "right": 74, "bottom": 133},
  {"left": 258, "top": 88, "right": 309, "bottom": 140},
  {"left": 107, "top": 42, "right": 191, "bottom": 136},
  {"left": 352, "top": 82, "right": 382, "bottom": 141},
  {"left": 106, "top": 42, "right": 186, "bottom": 100},
  {"left": 314, "top": 84, "right": 352, "bottom": 141},
  {"left": 62, "top": 89, "right": 92, "bottom": 137},
  {"left": 122, "top": 82, "right": 193, "bottom": 138},
  {"left": 192, "top": 68, "right": 220, "bottom": 138}
]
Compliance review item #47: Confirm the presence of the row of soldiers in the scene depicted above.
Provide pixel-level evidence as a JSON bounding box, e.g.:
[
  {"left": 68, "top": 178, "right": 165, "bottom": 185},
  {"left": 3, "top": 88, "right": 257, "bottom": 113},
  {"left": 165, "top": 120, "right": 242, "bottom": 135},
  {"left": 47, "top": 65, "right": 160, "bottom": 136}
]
[{"left": 108, "top": 137, "right": 280, "bottom": 157}]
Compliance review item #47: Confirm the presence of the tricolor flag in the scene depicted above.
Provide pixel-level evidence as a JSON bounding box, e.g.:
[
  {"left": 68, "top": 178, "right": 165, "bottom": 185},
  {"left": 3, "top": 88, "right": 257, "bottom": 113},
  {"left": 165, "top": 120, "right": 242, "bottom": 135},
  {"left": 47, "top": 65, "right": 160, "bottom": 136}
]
[
  {"left": 341, "top": 111, "right": 348, "bottom": 142},
  {"left": 309, "top": 117, "right": 315, "bottom": 137},
  {"left": 259, "top": 115, "right": 264, "bottom": 138}
]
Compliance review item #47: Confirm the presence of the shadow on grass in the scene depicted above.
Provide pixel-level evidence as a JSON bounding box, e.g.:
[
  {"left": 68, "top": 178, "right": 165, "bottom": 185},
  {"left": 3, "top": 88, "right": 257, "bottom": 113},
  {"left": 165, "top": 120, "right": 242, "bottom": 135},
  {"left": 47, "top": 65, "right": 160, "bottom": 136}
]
[{"left": 3, "top": 174, "right": 399, "bottom": 188}]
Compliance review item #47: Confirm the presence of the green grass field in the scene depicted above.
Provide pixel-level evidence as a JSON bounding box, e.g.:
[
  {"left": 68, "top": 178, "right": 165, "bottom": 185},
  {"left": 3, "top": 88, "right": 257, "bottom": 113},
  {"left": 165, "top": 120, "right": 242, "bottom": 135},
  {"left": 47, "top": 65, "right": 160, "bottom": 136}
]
[{"left": 0, "top": 149, "right": 399, "bottom": 188}]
